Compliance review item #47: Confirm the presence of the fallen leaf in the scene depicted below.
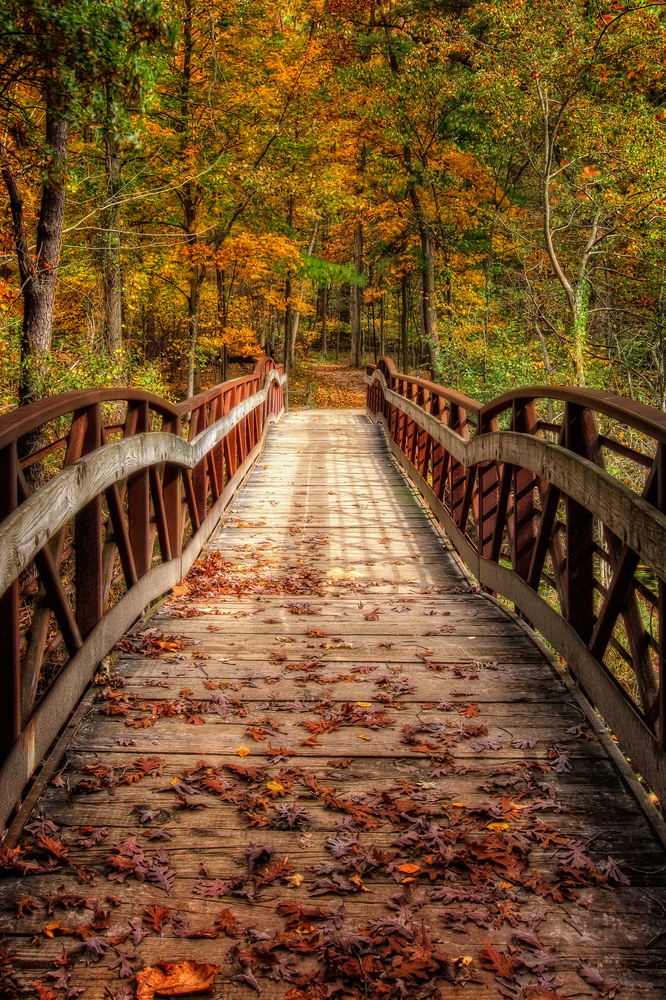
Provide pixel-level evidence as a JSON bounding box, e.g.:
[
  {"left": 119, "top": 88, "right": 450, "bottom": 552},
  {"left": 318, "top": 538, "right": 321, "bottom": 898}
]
[
  {"left": 237, "top": 746, "right": 250, "bottom": 758},
  {"left": 136, "top": 960, "right": 220, "bottom": 1000}
]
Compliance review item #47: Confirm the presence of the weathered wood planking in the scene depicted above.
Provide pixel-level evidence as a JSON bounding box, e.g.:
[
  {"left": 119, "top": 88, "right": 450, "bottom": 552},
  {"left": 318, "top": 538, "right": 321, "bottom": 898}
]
[{"left": 1, "top": 410, "right": 665, "bottom": 1000}]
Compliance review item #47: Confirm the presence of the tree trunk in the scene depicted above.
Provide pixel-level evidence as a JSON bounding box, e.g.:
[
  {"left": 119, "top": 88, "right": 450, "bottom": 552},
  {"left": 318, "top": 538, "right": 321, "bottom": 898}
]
[
  {"left": 102, "top": 125, "right": 122, "bottom": 354},
  {"left": 417, "top": 222, "right": 438, "bottom": 378},
  {"left": 350, "top": 221, "right": 363, "bottom": 368},
  {"left": 187, "top": 264, "right": 204, "bottom": 397},
  {"left": 290, "top": 216, "right": 319, "bottom": 360},
  {"left": 379, "top": 294, "right": 385, "bottom": 358},
  {"left": 401, "top": 272, "right": 408, "bottom": 374},
  {"left": 320, "top": 285, "right": 328, "bottom": 357}
]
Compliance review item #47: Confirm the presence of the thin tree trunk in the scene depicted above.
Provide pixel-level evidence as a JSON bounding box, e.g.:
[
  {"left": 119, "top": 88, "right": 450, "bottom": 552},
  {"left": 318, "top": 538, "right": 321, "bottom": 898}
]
[
  {"left": 2, "top": 111, "right": 69, "bottom": 488},
  {"left": 350, "top": 221, "right": 363, "bottom": 367},
  {"left": 379, "top": 294, "right": 385, "bottom": 358},
  {"left": 401, "top": 272, "right": 408, "bottom": 374},
  {"left": 290, "top": 216, "right": 319, "bottom": 359},
  {"left": 102, "top": 117, "right": 122, "bottom": 354},
  {"left": 320, "top": 285, "right": 328, "bottom": 357}
]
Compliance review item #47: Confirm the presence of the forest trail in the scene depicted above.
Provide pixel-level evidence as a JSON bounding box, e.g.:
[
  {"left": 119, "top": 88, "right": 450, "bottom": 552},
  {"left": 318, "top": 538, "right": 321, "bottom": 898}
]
[
  {"left": 287, "top": 360, "right": 366, "bottom": 409},
  {"left": 1, "top": 411, "right": 665, "bottom": 999}
]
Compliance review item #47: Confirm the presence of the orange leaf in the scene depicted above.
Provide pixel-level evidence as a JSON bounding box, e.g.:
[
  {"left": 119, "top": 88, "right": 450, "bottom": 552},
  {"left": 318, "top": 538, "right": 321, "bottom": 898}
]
[
  {"left": 237, "top": 746, "right": 250, "bottom": 757},
  {"left": 136, "top": 960, "right": 220, "bottom": 1000},
  {"left": 397, "top": 863, "right": 421, "bottom": 874}
]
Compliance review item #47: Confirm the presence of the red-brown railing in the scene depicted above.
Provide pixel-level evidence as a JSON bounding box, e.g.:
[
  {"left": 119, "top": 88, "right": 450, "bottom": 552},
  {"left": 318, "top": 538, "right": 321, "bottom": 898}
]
[
  {"left": 0, "top": 356, "right": 285, "bottom": 832},
  {"left": 367, "top": 357, "right": 666, "bottom": 802}
]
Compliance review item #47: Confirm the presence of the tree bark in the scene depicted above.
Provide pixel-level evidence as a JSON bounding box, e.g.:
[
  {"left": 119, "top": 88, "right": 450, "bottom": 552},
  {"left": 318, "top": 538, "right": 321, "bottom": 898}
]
[
  {"left": 351, "top": 221, "right": 363, "bottom": 367},
  {"left": 401, "top": 272, "right": 409, "bottom": 374},
  {"left": 102, "top": 123, "right": 122, "bottom": 354},
  {"left": 320, "top": 285, "right": 328, "bottom": 357}
]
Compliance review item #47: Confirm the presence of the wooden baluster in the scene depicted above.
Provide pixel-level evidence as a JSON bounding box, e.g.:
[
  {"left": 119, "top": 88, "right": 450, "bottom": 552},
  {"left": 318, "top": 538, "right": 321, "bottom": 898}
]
[
  {"left": 21, "top": 409, "right": 89, "bottom": 723},
  {"left": 191, "top": 403, "right": 208, "bottom": 524},
  {"left": 208, "top": 395, "right": 223, "bottom": 501},
  {"left": 223, "top": 387, "right": 237, "bottom": 479},
  {"left": 409, "top": 383, "right": 421, "bottom": 467},
  {"left": 563, "top": 402, "right": 596, "bottom": 643},
  {"left": 659, "top": 442, "right": 666, "bottom": 748},
  {"left": 448, "top": 404, "right": 467, "bottom": 524},
  {"left": 162, "top": 414, "right": 182, "bottom": 559},
  {"left": 0, "top": 443, "right": 20, "bottom": 756},
  {"left": 418, "top": 389, "right": 432, "bottom": 481},
  {"left": 430, "top": 396, "right": 447, "bottom": 502},
  {"left": 75, "top": 404, "right": 103, "bottom": 637},
  {"left": 477, "top": 414, "right": 500, "bottom": 560},
  {"left": 128, "top": 400, "right": 151, "bottom": 578},
  {"left": 512, "top": 400, "right": 537, "bottom": 580}
]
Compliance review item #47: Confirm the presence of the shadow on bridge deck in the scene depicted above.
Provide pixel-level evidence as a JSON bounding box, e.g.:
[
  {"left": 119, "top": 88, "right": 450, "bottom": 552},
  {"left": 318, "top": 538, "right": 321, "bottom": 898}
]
[{"left": 1, "top": 410, "right": 665, "bottom": 999}]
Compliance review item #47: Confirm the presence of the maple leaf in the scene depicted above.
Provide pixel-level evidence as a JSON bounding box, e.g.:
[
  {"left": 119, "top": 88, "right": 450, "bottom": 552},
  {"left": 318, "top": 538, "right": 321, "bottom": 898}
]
[
  {"left": 478, "top": 940, "right": 517, "bottom": 978},
  {"left": 142, "top": 905, "right": 170, "bottom": 932}
]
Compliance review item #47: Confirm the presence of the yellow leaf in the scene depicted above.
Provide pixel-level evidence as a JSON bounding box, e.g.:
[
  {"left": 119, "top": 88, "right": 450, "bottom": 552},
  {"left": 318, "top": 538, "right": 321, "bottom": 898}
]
[
  {"left": 286, "top": 873, "right": 304, "bottom": 888},
  {"left": 355, "top": 702, "right": 372, "bottom": 707},
  {"left": 487, "top": 822, "right": 509, "bottom": 831},
  {"left": 267, "top": 781, "right": 286, "bottom": 793},
  {"left": 237, "top": 746, "right": 250, "bottom": 757},
  {"left": 357, "top": 734, "right": 371, "bottom": 740}
]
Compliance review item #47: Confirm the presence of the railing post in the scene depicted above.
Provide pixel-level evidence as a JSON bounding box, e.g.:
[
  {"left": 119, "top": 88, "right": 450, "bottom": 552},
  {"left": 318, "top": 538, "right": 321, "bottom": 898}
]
[
  {"left": 128, "top": 401, "right": 151, "bottom": 578},
  {"left": 162, "top": 414, "right": 182, "bottom": 559},
  {"left": 0, "top": 443, "right": 20, "bottom": 756},
  {"left": 477, "top": 414, "right": 500, "bottom": 559},
  {"left": 564, "top": 402, "right": 597, "bottom": 644},
  {"left": 449, "top": 403, "right": 467, "bottom": 525},
  {"left": 659, "top": 442, "right": 665, "bottom": 749},
  {"left": 191, "top": 404, "right": 208, "bottom": 525},
  {"left": 75, "top": 404, "right": 103, "bottom": 637},
  {"left": 512, "top": 400, "right": 537, "bottom": 580}
]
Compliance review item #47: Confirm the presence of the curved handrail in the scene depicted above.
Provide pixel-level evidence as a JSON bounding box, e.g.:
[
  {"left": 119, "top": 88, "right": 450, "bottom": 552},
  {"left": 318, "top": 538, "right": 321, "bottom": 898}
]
[
  {"left": 0, "top": 357, "right": 285, "bottom": 836},
  {"left": 367, "top": 357, "right": 666, "bottom": 805}
]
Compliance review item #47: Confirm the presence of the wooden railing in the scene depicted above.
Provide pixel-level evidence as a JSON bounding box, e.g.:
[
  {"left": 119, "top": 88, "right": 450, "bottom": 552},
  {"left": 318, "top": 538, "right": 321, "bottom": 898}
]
[
  {"left": 0, "top": 356, "right": 285, "bottom": 832},
  {"left": 367, "top": 356, "right": 666, "bottom": 802}
]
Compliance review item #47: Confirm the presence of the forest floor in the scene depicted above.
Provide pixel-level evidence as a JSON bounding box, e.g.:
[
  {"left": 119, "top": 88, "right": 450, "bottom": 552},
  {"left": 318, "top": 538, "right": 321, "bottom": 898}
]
[
  {"left": 288, "top": 356, "right": 366, "bottom": 409},
  {"left": 198, "top": 355, "right": 367, "bottom": 410}
]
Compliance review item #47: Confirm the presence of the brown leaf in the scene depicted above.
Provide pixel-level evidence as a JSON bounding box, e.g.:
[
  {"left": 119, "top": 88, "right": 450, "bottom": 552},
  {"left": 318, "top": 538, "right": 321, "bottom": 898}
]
[
  {"left": 136, "top": 960, "right": 220, "bottom": 1000},
  {"left": 143, "top": 905, "right": 171, "bottom": 932},
  {"left": 478, "top": 940, "right": 517, "bottom": 979}
]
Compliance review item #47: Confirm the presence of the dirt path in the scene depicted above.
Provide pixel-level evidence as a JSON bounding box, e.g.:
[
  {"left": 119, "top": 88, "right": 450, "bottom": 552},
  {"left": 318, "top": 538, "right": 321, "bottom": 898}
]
[{"left": 289, "top": 358, "right": 366, "bottom": 408}]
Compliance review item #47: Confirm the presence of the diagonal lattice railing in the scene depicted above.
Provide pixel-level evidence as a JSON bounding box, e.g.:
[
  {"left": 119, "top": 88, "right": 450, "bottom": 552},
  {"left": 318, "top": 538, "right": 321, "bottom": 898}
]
[
  {"left": 367, "top": 356, "right": 666, "bottom": 803},
  {"left": 0, "top": 356, "right": 285, "bottom": 833}
]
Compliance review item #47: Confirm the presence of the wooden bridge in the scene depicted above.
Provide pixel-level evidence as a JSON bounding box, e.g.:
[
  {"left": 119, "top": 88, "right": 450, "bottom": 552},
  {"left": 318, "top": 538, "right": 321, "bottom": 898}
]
[{"left": 0, "top": 357, "right": 665, "bottom": 999}]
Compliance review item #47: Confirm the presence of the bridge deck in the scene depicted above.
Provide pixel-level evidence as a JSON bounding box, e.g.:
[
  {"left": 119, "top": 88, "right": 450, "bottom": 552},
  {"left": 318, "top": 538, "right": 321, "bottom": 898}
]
[{"left": 2, "top": 410, "right": 665, "bottom": 998}]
